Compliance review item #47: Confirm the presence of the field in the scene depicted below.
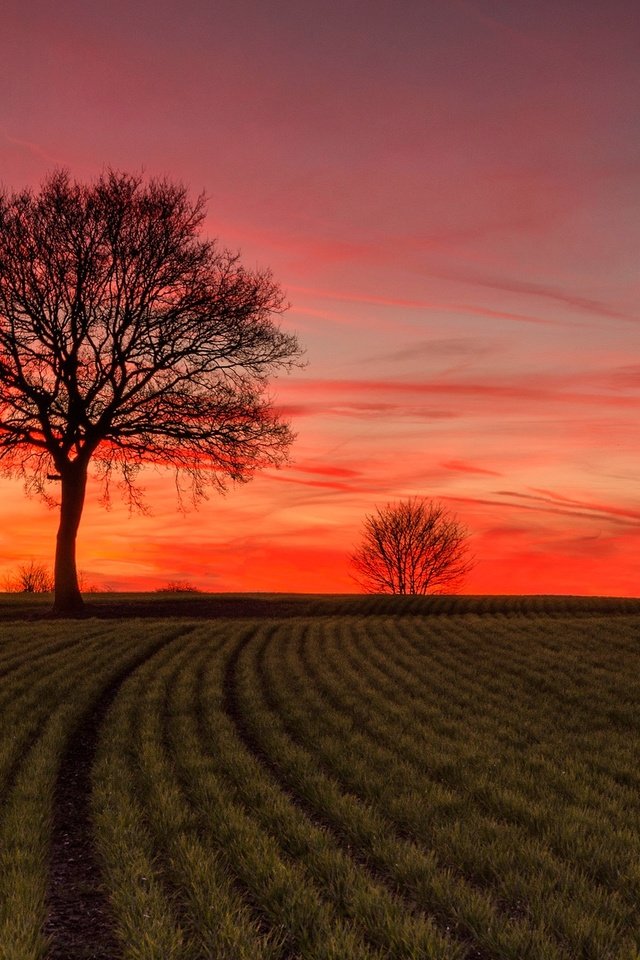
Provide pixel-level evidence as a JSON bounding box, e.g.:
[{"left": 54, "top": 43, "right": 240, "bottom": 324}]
[{"left": 1, "top": 594, "right": 640, "bottom": 960}]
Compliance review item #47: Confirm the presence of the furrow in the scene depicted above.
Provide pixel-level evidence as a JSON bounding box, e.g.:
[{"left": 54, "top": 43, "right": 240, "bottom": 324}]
[
  {"left": 43, "top": 624, "right": 191, "bottom": 960},
  {"left": 222, "top": 622, "right": 500, "bottom": 960}
]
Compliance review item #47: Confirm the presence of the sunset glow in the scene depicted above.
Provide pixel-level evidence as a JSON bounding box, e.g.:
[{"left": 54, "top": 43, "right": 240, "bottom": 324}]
[{"left": 0, "top": 0, "right": 638, "bottom": 594}]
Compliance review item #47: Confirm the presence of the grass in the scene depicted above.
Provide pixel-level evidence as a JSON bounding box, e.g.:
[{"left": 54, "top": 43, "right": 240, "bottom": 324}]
[
  {"left": 2, "top": 591, "right": 639, "bottom": 622},
  {"left": 0, "top": 595, "right": 639, "bottom": 958},
  {"left": 0, "top": 621, "right": 187, "bottom": 959}
]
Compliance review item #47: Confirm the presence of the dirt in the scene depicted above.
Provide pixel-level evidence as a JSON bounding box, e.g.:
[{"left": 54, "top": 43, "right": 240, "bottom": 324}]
[
  {"left": 43, "top": 639, "right": 170, "bottom": 959},
  {"left": 43, "top": 683, "right": 123, "bottom": 959}
]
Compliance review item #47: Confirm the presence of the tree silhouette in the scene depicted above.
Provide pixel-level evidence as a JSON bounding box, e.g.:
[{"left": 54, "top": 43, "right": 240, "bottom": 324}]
[
  {"left": 351, "top": 497, "right": 473, "bottom": 594},
  {"left": 4, "top": 560, "right": 53, "bottom": 594},
  {"left": 0, "top": 170, "right": 303, "bottom": 613}
]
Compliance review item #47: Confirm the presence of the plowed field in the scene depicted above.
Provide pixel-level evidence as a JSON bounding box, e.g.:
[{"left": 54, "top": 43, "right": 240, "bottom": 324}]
[{"left": 1, "top": 596, "right": 639, "bottom": 959}]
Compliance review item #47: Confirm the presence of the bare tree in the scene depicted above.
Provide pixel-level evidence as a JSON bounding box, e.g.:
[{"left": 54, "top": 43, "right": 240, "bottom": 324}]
[
  {"left": 4, "top": 560, "right": 54, "bottom": 593},
  {"left": 0, "top": 170, "right": 303, "bottom": 613},
  {"left": 350, "top": 497, "right": 474, "bottom": 594}
]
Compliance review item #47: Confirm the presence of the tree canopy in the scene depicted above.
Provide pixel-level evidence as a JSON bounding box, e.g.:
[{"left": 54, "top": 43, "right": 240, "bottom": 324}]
[{"left": 0, "top": 169, "right": 303, "bottom": 612}]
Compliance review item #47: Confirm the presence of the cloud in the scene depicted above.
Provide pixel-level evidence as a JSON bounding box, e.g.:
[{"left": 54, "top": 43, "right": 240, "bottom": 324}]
[
  {"left": 279, "top": 372, "right": 639, "bottom": 417},
  {"left": 442, "top": 460, "right": 502, "bottom": 477},
  {"left": 0, "top": 0, "right": 637, "bottom": 598},
  {"left": 433, "top": 268, "right": 635, "bottom": 323},
  {"left": 275, "top": 396, "right": 459, "bottom": 421},
  {"left": 492, "top": 490, "right": 640, "bottom": 527},
  {"left": 266, "top": 473, "right": 356, "bottom": 493},
  {"left": 290, "top": 284, "right": 569, "bottom": 327},
  {"left": 509, "top": 488, "right": 640, "bottom": 524},
  {"left": 597, "top": 365, "right": 640, "bottom": 390},
  {"left": 365, "top": 337, "right": 500, "bottom": 365},
  {"left": 0, "top": 126, "right": 62, "bottom": 165},
  {"left": 290, "top": 463, "right": 362, "bottom": 479}
]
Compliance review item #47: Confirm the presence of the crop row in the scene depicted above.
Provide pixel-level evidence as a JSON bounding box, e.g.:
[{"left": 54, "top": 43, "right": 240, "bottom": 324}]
[
  {"left": 300, "top": 596, "right": 640, "bottom": 618},
  {"left": 90, "top": 612, "right": 640, "bottom": 959},
  {"left": 235, "top": 615, "right": 640, "bottom": 958},
  {"left": 0, "top": 620, "right": 194, "bottom": 960},
  {"left": 1, "top": 611, "right": 639, "bottom": 959},
  {"left": 93, "top": 622, "right": 461, "bottom": 959}
]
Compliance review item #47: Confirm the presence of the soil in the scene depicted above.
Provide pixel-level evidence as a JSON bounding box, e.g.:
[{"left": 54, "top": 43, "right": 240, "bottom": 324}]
[
  {"left": 43, "top": 641, "right": 168, "bottom": 959},
  {"left": 43, "top": 684, "right": 123, "bottom": 959}
]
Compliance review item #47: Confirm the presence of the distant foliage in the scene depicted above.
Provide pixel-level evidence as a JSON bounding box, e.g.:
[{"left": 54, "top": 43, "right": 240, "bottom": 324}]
[
  {"left": 351, "top": 497, "right": 474, "bottom": 594},
  {"left": 3, "top": 562, "right": 102, "bottom": 594},
  {"left": 156, "top": 581, "right": 202, "bottom": 594},
  {"left": 4, "top": 560, "right": 54, "bottom": 593}
]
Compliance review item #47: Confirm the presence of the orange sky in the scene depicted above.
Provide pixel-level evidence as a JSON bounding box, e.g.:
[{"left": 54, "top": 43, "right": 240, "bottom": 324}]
[{"left": 0, "top": 0, "right": 638, "bottom": 594}]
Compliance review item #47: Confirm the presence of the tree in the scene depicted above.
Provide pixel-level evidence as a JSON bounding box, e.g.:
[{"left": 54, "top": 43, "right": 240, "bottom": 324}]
[
  {"left": 350, "top": 497, "right": 474, "bottom": 594},
  {"left": 0, "top": 170, "right": 303, "bottom": 614},
  {"left": 4, "top": 560, "right": 54, "bottom": 593}
]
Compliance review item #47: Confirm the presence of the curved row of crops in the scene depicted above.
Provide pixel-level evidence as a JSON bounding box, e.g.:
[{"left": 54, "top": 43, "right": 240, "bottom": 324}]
[
  {"left": 91, "top": 612, "right": 640, "bottom": 959},
  {"left": 299, "top": 595, "right": 640, "bottom": 618},
  {"left": 0, "top": 620, "right": 195, "bottom": 959},
  {"left": 224, "top": 616, "right": 640, "bottom": 960},
  {"left": 0, "top": 609, "right": 639, "bottom": 959}
]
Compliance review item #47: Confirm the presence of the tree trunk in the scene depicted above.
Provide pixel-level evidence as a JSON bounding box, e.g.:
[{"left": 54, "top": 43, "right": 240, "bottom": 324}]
[{"left": 53, "top": 461, "right": 88, "bottom": 615}]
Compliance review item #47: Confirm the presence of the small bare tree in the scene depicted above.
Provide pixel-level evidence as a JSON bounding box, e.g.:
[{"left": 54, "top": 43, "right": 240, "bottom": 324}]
[
  {"left": 351, "top": 497, "right": 474, "bottom": 594},
  {"left": 5, "top": 560, "right": 54, "bottom": 593},
  {"left": 0, "top": 170, "right": 303, "bottom": 613}
]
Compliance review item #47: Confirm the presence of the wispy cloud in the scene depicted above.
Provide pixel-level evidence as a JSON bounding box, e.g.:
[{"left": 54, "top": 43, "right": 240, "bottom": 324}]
[
  {"left": 289, "top": 463, "right": 362, "bottom": 479},
  {"left": 278, "top": 371, "right": 640, "bottom": 420},
  {"left": 491, "top": 490, "right": 640, "bottom": 527},
  {"left": 511, "top": 488, "right": 640, "bottom": 523},
  {"left": 289, "top": 284, "right": 570, "bottom": 327},
  {"left": 0, "top": 126, "right": 62, "bottom": 166},
  {"left": 442, "top": 460, "right": 502, "bottom": 477},
  {"left": 432, "top": 269, "right": 635, "bottom": 323},
  {"left": 365, "top": 337, "right": 499, "bottom": 365}
]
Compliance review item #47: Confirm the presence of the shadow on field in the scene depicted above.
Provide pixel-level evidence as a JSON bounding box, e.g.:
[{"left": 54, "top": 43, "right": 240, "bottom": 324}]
[{"left": 1, "top": 592, "right": 639, "bottom": 621}]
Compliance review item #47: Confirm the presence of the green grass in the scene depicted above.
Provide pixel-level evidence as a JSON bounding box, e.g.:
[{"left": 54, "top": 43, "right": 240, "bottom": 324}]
[
  {"left": 0, "top": 621, "right": 189, "bottom": 959},
  {"left": 0, "top": 596, "right": 639, "bottom": 958}
]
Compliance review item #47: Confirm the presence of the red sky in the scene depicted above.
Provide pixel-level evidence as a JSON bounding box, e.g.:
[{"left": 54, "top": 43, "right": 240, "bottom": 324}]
[{"left": 0, "top": 0, "right": 638, "bottom": 594}]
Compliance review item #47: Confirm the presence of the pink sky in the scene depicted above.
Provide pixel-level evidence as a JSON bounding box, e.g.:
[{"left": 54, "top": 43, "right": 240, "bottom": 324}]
[{"left": 0, "top": 0, "right": 638, "bottom": 594}]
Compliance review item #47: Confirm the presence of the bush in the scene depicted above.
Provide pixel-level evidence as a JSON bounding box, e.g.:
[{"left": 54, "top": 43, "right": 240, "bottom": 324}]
[
  {"left": 155, "top": 581, "right": 202, "bottom": 594},
  {"left": 4, "top": 561, "right": 54, "bottom": 593}
]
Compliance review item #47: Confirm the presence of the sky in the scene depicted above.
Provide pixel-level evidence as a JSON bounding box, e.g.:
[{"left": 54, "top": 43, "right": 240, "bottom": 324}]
[{"left": 0, "top": 0, "right": 638, "bottom": 594}]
